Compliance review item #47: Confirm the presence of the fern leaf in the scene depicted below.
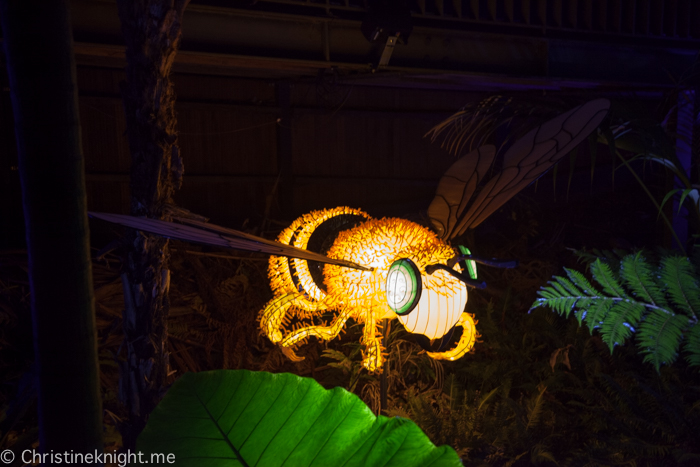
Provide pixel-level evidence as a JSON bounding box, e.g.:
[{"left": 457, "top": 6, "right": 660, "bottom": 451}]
[
  {"left": 477, "top": 387, "right": 499, "bottom": 411},
  {"left": 531, "top": 295, "right": 576, "bottom": 318},
  {"left": 550, "top": 280, "right": 574, "bottom": 299},
  {"left": 583, "top": 298, "right": 614, "bottom": 332},
  {"left": 660, "top": 256, "right": 700, "bottom": 320},
  {"left": 683, "top": 324, "right": 700, "bottom": 366},
  {"left": 620, "top": 252, "right": 667, "bottom": 307},
  {"left": 572, "top": 306, "right": 587, "bottom": 326},
  {"left": 530, "top": 445, "right": 557, "bottom": 464},
  {"left": 683, "top": 323, "right": 700, "bottom": 367},
  {"left": 547, "top": 276, "right": 584, "bottom": 304},
  {"left": 572, "top": 297, "right": 594, "bottom": 324},
  {"left": 531, "top": 275, "right": 591, "bottom": 317},
  {"left": 525, "top": 386, "right": 547, "bottom": 431},
  {"left": 321, "top": 349, "right": 348, "bottom": 362},
  {"left": 557, "top": 275, "right": 585, "bottom": 296},
  {"left": 537, "top": 252, "right": 700, "bottom": 371},
  {"left": 690, "top": 246, "right": 700, "bottom": 272},
  {"left": 591, "top": 259, "right": 628, "bottom": 298},
  {"left": 636, "top": 309, "right": 688, "bottom": 371},
  {"left": 536, "top": 285, "right": 560, "bottom": 299},
  {"left": 577, "top": 248, "right": 627, "bottom": 272},
  {"left": 599, "top": 301, "right": 644, "bottom": 352},
  {"left": 565, "top": 268, "right": 598, "bottom": 295}
]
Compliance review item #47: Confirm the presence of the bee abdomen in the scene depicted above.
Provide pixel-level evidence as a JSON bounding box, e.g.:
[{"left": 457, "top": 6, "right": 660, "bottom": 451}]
[{"left": 269, "top": 207, "right": 370, "bottom": 299}]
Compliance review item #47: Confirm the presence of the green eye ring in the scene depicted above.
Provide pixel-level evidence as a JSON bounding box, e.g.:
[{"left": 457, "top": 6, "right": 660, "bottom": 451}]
[
  {"left": 386, "top": 258, "right": 422, "bottom": 316},
  {"left": 458, "top": 245, "right": 478, "bottom": 280}
]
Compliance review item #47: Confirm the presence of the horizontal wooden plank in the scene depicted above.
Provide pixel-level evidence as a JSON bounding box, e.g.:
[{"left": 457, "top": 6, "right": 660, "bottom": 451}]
[
  {"left": 85, "top": 174, "right": 441, "bottom": 186},
  {"left": 85, "top": 175, "right": 442, "bottom": 226}
]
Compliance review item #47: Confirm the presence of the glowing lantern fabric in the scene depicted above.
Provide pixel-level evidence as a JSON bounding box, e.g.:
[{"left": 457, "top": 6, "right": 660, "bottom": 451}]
[{"left": 261, "top": 207, "right": 474, "bottom": 372}]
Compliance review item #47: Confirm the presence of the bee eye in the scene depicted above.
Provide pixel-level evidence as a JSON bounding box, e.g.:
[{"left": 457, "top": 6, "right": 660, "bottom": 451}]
[{"left": 386, "top": 258, "right": 422, "bottom": 315}]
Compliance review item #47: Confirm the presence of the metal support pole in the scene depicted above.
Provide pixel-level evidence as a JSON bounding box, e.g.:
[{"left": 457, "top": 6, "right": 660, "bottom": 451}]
[{"left": 380, "top": 318, "right": 389, "bottom": 415}]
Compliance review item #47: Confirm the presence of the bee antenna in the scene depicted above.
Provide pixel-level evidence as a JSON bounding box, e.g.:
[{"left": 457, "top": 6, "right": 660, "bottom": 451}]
[
  {"left": 447, "top": 255, "right": 518, "bottom": 269},
  {"left": 425, "top": 264, "right": 487, "bottom": 289}
]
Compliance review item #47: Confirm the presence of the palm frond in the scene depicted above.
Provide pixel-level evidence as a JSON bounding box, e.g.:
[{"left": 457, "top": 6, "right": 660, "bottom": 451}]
[
  {"left": 425, "top": 95, "right": 516, "bottom": 157},
  {"left": 425, "top": 96, "right": 574, "bottom": 158}
]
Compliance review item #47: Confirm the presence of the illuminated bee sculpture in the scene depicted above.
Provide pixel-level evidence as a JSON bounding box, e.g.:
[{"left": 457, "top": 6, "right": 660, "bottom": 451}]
[{"left": 92, "top": 99, "right": 609, "bottom": 373}]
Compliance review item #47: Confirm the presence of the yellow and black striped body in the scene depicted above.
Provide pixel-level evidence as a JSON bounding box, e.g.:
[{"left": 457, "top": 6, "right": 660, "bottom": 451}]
[{"left": 260, "top": 206, "right": 478, "bottom": 372}]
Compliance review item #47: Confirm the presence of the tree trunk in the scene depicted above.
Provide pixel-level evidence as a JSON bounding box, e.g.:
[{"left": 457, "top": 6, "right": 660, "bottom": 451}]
[
  {"left": 0, "top": 0, "right": 104, "bottom": 459},
  {"left": 115, "top": 0, "right": 188, "bottom": 447}
]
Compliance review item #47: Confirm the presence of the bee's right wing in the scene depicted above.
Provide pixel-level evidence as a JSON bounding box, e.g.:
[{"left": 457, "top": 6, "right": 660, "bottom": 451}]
[
  {"left": 428, "top": 99, "right": 610, "bottom": 239},
  {"left": 89, "top": 212, "right": 371, "bottom": 271}
]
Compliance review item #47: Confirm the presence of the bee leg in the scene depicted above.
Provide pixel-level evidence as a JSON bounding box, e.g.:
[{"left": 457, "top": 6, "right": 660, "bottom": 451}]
[
  {"left": 279, "top": 308, "right": 354, "bottom": 360},
  {"left": 426, "top": 312, "right": 479, "bottom": 361},
  {"left": 280, "top": 346, "right": 305, "bottom": 362},
  {"left": 360, "top": 315, "right": 384, "bottom": 373},
  {"left": 259, "top": 292, "right": 310, "bottom": 344}
]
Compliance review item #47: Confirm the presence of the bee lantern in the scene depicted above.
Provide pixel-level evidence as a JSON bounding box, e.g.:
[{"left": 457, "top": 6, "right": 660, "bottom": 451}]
[
  {"left": 260, "top": 208, "right": 483, "bottom": 372},
  {"left": 92, "top": 99, "right": 609, "bottom": 373}
]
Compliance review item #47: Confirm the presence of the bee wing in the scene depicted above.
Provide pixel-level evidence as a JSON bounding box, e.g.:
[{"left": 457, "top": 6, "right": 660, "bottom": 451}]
[
  {"left": 89, "top": 212, "right": 371, "bottom": 271},
  {"left": 428, "top": 98, "right": 610, "bottom": 239},
  {"left": 427, "top": 145, "right": 497, "bottom": 239}
]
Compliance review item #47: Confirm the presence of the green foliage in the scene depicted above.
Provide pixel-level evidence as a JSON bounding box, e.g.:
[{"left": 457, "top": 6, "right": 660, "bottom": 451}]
[
  {"left": 532, "top": 252, "right": 700, "bottom": 371},
  {"left": 137, "top": 370, "right": 461, "bottom": 467}
]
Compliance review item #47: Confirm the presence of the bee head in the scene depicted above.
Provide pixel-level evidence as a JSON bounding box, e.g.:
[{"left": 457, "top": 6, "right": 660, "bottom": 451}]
[{"left": 324, "top": 217, "right": 481, "bottom": 339}]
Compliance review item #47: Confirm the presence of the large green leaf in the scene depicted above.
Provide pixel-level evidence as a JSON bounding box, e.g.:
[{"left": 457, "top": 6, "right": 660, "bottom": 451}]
[{"left": 137, "top": 370, "right": 462, "bottom": 467}]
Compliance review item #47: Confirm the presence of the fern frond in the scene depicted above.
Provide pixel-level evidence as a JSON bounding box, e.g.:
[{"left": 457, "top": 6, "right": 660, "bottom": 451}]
[
  {"left": 477, "top": 386, "right": 499, "bottom": 411},
  {"left": 552, "top": 276, "right": 582, "bottom": 296},
  {"left": 530, "top": 445, "right": 557, "bottom": 465},
  {"left": 525, "top": 386, "right": 547, "bottom": 431},
  {"left": 690, "top": 246, "right": 700, "bottom": 271},
  {"left": 532, "top": 271, "right": 598, "bottom": 318},
  {"left": 565, "top": 268, "right": 598, "bottom": 295},
  {"left": 576, "top": 248, "right": 627, "bottom": 272},
  {"left": 683, "top": 323, "right": 700, "bottom": 367},
  {"left": 549, "top": 281, "right": 576, "bottom": 304},
  {"left": 535, "top": 252, "right": 700, "bottom": 371},
  {"left": 620, "top": 252, "right": 667, "bottom": 307},
  {"left": 591, "top": 259, "right": 628, "bottom": 298},
  {"left": 660, "top": 256, "right": 700, "bottom": 320},
  {"left": 636, "top": 309, "right": 688, "bottom": 371},
  {"left": 583, "top": 299, "right": 615, "bottom": 331},
  {"left": 532, "top": 295, "right": 577, "bottom": 318},
  {"left": 321, "top": 348, "right": 348, "bottom": 363},
  {"left": 533, "top": 293, "right": 571, "bottom": 318},
  {"left": 571, "top": 298, "right": 595, "bottom": 324},
  {"left": 599, "top": 301, "right": 645, "bottom": 352}
]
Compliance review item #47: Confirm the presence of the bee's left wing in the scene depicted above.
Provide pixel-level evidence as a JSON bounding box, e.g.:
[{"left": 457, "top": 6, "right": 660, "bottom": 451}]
[
  {"left": 426, "top": 145, "right": 497, "bottom": 239},
  {"left": 89, "top": 212, "right": 371, "bottom": 271},
  {"left": 428, "top": 99, "right": 610, "bottom": 239}
]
